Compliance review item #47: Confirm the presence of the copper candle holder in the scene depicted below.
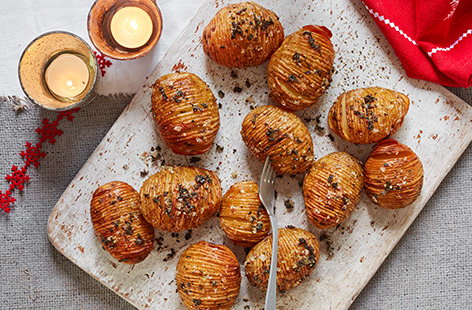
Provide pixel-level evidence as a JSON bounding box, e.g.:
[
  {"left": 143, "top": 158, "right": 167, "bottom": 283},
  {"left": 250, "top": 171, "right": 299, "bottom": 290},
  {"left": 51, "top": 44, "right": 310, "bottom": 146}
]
[
  {"left": 18, "top": 31, "right": 99, "bottom": 111},
  {"left": 88, "top": 0, "right": 163, "bottom": 60}
]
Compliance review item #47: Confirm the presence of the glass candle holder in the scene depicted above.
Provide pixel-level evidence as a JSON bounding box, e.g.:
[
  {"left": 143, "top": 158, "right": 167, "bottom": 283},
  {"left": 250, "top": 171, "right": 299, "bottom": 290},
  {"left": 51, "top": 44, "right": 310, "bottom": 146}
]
[
  {"left": 88, "top": 0, "right": 163, "bottom": 60},
  {"left": 18, "top": 31, "right": 99, "bottom": 111}
]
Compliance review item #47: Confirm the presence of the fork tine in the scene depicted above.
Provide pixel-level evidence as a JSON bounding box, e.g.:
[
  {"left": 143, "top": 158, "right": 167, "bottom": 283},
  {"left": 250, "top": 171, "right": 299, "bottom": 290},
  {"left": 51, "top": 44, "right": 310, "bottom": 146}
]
[
  {"left": 267, "top": 159, "right": 276, "bottom": 183},
  {"left": 263, "top": 156, "right": 271, "bottom": 175},
  {"left": 267, "top": 168, "right": 273, "bottom": 183},
  {"left": 269, "top": 169, "right": 276, "bottom": 183},
  {"left": 260, "top": 157, "right": 271, "bottom": 185}
]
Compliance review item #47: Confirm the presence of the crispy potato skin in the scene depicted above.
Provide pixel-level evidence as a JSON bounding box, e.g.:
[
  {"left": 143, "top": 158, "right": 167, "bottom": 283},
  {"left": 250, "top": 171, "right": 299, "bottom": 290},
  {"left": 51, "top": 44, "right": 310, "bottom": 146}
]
[
  {"left": 328, "top": 87, "right": 410, "bottom": 144},
  {"left": 139, "top": 167, "right": 222, "bottom": 232},
  {"left": 152, "top": 72, "right": 220, "bottom": 155},
  {"left": 220, "top": 181, "right": 270, "bottom": 247},
  {"left": 241, "top": 105, "right": 314, "bottom": 174},
  {"left": 364, "top": 139, "right": 424, "bottom": 209},
  {"left": 202, "top": 2, "right": 284, "bottom": 68},
  {"left": 244, "top": 227, "right": 320, "bottom": 292},
  {"left": 176, "top": 241, "right": 241, "bottom": 310},
  {"left": 90, "top": 181, "right": 155, "bottom": 264},
  {"left": 303, "top": 152, "right": 364, "bottom": 229},
  {"left": 268, "top": 25, "right": 335, "bottom": 111}
]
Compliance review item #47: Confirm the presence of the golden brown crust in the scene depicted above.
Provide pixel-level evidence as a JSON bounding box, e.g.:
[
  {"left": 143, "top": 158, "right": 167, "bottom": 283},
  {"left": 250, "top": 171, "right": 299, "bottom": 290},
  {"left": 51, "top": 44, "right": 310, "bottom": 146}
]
[
  {"left": 328, "top": 87, "right": 410, "bottom": 144},
  {"left": 241, "top": 105, "right": 314, "bottom": 174},
  {"left": 90, "top": 181, "right": 155, "bottom": 264},
  {"left": 268, "top": 25, "right": 335, "bottom": 111},
  {"left": 139, "top": 167, "right": 222, "bottom": 232},
  {"left": 176, "top": 241, "right": 241, "bottom": 310},
  {"left": 152, "top": 72, "right": 220, "bottom": 155},
  {"left": 303, "top": 152, "right": 364, "bottom": 229},
  {"left": 244, "top": 227, "right": 320, "bottom": 292},
  {"left": 364, "top": 139, "right": 424, "bottom": 209},
  {"left": 202, "top": 2, "right": 284, "bottom": 68},
  {"left": 220, "top": 181, "right": 270, "bottom": 247}
]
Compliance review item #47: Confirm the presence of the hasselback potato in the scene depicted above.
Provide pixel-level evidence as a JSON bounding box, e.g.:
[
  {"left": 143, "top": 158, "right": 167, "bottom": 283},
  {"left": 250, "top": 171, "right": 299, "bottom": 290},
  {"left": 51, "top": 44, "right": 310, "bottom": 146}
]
[
  {"left": 176, "top": 241, "right": 241, "bottom": 310},
  {"left": 140, "top": 167, "right": 222, "bottom": 232},
  {"left": 241, "top": 105, "right": 314, "bottom": 174},
  {"left": 219, "top": 181, "right": 270, "bottom": 247},
  {"left": 152, "top": 72, "right": 220, "bottom": 155},
  {"left": 303, "top": 152, "right": 364, "bottom": 229},
  {"left": 268, "top": 25, "right": 335, "bottom": 111},
  {"left": 244, "top": 227, "right": 320, "bottom": 292},
  {"left": 328, "top": 87, "right": 410, "bottom": 144},
  {"left": 364, "top": 139, "right": 424, "bottom": 209},
  {"left": 202, "top": 2, "right": 284, "bottom": 68},
  {"left": 90, "top": 181, "right": 155, "bottom": 264}
]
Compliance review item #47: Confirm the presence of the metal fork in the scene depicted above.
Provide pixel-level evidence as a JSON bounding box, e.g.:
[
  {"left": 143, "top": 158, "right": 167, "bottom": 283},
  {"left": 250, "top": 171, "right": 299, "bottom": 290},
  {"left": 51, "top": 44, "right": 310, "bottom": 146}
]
[{"left": 259, "top": 156, "right": 278, "bottom": 310}]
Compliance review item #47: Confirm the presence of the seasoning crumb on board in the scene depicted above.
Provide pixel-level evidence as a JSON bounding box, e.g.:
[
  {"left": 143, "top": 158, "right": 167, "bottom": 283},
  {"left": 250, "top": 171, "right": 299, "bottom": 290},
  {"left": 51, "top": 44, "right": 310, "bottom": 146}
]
[
  {"left": 190, "top": 157, "right": 201, "bottom": 163},
  {"left": 216, "top": 144, "right": 224, "bottom": 153},
  {"left": 284, "top": 199, "right": 294, "bottom": 211},
  {"left": 320, "top": 233, "right": 335, "bottom": 260}
]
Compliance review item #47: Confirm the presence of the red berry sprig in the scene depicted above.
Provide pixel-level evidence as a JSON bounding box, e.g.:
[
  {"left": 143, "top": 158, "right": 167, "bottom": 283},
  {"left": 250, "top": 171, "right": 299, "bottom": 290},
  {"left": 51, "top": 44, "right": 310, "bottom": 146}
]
[{"left": 1, "top": 110, "right": 80, "bottom": 212}]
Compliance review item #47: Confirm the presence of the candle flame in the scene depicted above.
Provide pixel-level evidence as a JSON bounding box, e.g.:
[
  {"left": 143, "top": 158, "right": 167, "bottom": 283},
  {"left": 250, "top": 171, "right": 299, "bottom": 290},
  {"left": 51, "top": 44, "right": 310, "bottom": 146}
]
[
  {"left": 66, "top": 80, "right": 75, "bottom": 90},
  {"left": 128, "top": 19, "right": 139, "bottom": 33}
]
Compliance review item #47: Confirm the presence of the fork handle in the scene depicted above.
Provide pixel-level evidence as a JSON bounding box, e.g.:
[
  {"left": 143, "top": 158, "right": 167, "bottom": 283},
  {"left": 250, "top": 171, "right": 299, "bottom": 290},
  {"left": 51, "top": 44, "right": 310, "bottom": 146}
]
[{"left": 265, "top": 214, "right": 279, "bottom": 310}]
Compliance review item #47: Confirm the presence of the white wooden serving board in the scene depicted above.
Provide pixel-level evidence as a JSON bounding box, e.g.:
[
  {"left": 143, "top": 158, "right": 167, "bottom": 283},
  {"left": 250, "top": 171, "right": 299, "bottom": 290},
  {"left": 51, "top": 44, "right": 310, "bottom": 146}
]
[{"left": 48, "top": 0, "right": 472, "bottom": 309}]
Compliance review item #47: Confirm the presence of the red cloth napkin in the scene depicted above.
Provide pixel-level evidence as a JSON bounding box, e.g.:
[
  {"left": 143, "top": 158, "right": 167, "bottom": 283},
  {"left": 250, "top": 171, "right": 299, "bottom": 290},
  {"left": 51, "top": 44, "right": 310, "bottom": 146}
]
[{"left": 362, "top": 0, "right": 472, "bottom": 88}]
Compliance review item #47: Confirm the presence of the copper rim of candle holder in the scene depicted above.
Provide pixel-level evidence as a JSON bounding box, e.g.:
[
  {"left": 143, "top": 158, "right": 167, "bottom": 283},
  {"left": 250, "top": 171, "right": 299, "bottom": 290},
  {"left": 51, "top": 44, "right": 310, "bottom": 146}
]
[
  {"left": 18, "top": 31, "right": 99, "bottom": 111},
  {"left": 87, "top": 0, "right": 163, "bottom": 60}
]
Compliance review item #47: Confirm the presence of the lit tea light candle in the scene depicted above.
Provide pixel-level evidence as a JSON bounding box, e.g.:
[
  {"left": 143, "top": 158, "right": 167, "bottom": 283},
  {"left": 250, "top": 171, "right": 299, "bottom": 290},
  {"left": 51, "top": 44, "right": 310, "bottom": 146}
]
[
  {"left": 88, "top": 0, "right": 163, "bottom": 60},
  {"left": 110, "top": 6, "right": 154, "bottom": 49},
  {"left": 19, "top": 31, "right": 98, "bottom": 111},
  {"left": 44, "top": 53, "right": 90, "bottom": 99}
]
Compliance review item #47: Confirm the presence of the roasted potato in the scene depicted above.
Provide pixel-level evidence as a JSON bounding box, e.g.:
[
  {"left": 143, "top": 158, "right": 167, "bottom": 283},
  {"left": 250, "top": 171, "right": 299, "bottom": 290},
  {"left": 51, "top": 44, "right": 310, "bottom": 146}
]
[
  {"left": 90, "top": 181, "right": 155, "bottom": 264},
  {"left": 364, "top": 139, "right": 424, "bottom": 209},
  {"left": 328, "top": 87, "right": 410, "bottom": 144},
  {"left": 244, "top": 226, "right": 320, "bottom": 292},
  {"left": 202, "top": 2, "right": 284, "bottom": 68},
  {"left": 176, "top": 241, "right": 241, "bottom": 310},
  {"left": 220, "top": 181, "right": 271, "bottom": 247},
  {"left": 303, "top": 152, "right": 364, "bottom": 229},
  {"left": 152, "top": 72, "right": 220, "bottom": 155},
  {"left": 268, "top": 25, "right": 335, "bottom": 111},
  {"left": 140, "top": 166, "right": 222, "bottom": 232},
  {"left": 241, "top": 105, "right": 314, "bottom": 174}
]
